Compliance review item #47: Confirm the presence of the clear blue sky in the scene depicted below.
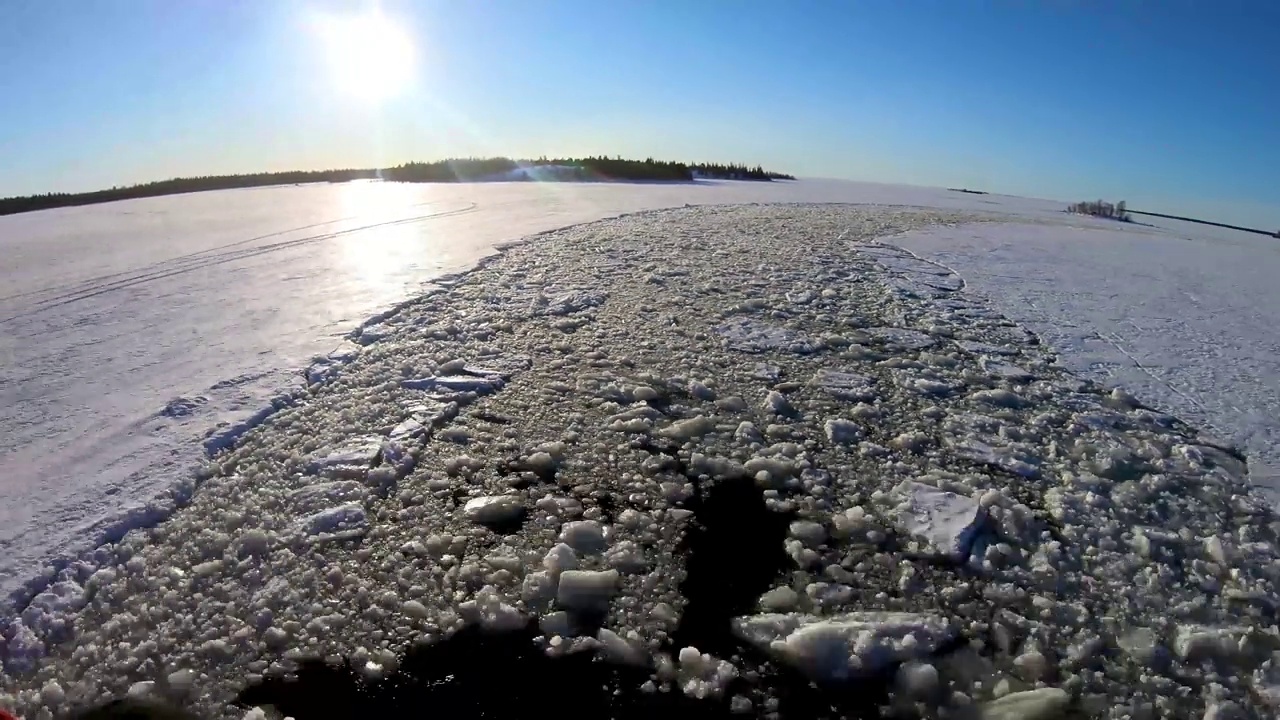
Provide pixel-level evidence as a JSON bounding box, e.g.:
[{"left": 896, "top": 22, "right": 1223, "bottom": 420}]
[{"left": 3, "top": 0, "right": 1278, "bottom": 226}]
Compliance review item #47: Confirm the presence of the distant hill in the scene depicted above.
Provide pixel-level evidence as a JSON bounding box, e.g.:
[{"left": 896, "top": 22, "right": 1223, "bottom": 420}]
[{"left": 0, "top": 156, "right": 795, "bottom": 217}]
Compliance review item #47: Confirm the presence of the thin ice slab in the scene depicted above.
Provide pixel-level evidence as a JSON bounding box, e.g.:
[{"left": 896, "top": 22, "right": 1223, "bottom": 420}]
[
  {"left": 733, "top": 611, "right": 955, "bottom": 681},
  {"left": 715, "top": 319, "right": 820, "bottom": 354},
  {"left": 892, "top": 481, "right": 986, "bottom": 559}
]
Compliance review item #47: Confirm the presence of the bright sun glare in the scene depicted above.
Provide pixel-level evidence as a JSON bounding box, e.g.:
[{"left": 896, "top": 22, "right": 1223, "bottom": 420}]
[{"left": 315, "top": 11, "right": 414, "bottom": 102}]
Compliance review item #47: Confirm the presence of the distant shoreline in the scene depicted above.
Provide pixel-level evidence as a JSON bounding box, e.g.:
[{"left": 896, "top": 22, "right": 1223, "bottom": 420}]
[{"left": 0, "top": 157, "right": 796, "bottom": 217}]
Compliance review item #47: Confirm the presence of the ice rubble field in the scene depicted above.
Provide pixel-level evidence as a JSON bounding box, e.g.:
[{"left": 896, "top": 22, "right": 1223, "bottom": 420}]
[{"left": 0, "top": 183, "right": 1278, "bottom": 718}]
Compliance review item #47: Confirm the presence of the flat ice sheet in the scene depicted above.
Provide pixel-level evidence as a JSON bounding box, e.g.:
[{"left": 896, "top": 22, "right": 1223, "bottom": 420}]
[
  {"left": 0, "top": 179, "right": 1065, "bottom": 603},
  {"left": 889, "top": 220, "right": 1280, "bottom": 493}
]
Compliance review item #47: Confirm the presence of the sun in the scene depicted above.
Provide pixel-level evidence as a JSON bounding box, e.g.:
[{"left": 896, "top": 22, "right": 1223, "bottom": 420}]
[{"left": 315, "top": 11, "right": 414, "bottom": 102}]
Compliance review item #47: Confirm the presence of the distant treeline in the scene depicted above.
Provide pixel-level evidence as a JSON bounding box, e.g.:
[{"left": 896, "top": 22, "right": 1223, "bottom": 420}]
[
  {"left": 1068, "top": 199, "right": 1132, "bottom": 222},
  {"left": 0, "top": 156, "right": 795, "bottom": 217},
  {"left": 0, "top": 170, "right": 378, "bottom": 217},
  {"left": 689, "top": 162, "right": 795, "bottom": 181},
  {"left": 387, "top": 156, "right": 696, "bottom": 182}
]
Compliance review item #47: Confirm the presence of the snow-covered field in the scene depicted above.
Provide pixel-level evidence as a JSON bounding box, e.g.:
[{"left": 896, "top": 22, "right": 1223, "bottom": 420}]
[
  {"left": 885, "top": 220, "right": 1280, "bottom": 495},
  {"left": 2, "top": 180, "right": 1279, "bottom": 718}
]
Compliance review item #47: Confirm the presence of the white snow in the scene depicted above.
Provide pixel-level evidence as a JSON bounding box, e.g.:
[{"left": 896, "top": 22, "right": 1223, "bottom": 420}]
[{"left": 885, "top": 220, "right": 1280, "bottom": 495}]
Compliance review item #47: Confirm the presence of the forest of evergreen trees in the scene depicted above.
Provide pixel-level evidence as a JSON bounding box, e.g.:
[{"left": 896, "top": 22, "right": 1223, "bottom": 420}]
[
  {"left": 689, "top": 162, "right": 795, "bottom": 181},
  {"left": 0, "top": 156, "right": 795, "bottom": 217}
]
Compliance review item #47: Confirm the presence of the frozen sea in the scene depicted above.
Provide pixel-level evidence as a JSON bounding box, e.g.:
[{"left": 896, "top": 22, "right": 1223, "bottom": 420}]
[{"left": 1, "top": 177, "right": 1275, "bottom": 607}]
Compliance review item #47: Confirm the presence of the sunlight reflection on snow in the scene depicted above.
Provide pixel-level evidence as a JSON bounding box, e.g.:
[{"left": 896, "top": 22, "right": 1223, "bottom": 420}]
[{"left": 332, "top": 180, "right": 456, "bottom": 308}]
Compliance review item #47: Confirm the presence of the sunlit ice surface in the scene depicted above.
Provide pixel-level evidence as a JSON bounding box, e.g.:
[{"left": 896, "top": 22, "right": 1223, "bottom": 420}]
[{"left": 331, "top": 180, "right": 465, "bottom": 310}]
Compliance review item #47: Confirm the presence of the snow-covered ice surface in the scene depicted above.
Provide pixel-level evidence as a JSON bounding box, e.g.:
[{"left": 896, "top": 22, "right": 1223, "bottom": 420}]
[
  {"left": 883, "top": 220, "right": 1280, "bottom": 496},
  {"left": 4, "top": 204, "right": 1280, "bottom": 720},
  {"left": 0, "top": 179, "right": 1066, "bottom": 612}
]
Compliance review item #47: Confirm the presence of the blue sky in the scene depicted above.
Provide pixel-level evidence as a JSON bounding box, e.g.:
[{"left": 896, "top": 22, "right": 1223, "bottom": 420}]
[{"left": 2, "top": 0, "right": 1278, "bottom": 227}]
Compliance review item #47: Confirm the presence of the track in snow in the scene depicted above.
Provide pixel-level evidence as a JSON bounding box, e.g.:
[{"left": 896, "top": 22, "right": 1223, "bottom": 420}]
[{"left": 0, "top": 203, "right": 479, "bottom": 323}]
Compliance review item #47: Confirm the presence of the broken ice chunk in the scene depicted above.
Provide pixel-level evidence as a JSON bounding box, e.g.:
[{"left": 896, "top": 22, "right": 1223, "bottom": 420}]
[
  {"left": 389, "top": 417, "right": 425, "bottom": 441},
  {"left": 948, "top": 439, "right": 1041, "bottom": 478},
  {"left": 763, "top": 391, "right": 797, "bottom": 417},
  {"left": 892, "top": 481, "right": 986, "bottom": 560},
  {"left": 404, "top": 400, "right": 460, "bottom": 429},
  {"left": 542, "top": 543, "right": 579, "bottom": 576},
  {"left": 299, "top": 502, "right": 368, "bottom": 541},
  {"left": 812, "top": 369, "right": 876, "bottom": 401},
  {"left": 461, "top": 495, "right": 526, "bottom": 526},
  {"left": 1173, "top": 625, "right": 1237, "bottom": 663},
  {"left": 21, "top": 581, "right": 87, "bottom": 637},
  {"left": 288, "top": 481, "right": 368, "bottom": 514},
  {"left": 556, "top": 569, "right": 619, "bottom": 613},
  {"left": 5, "top": 621, "right": 43, "bottom": 673},
  {"left": 463, "top": 354, "right": 531, "bottom": 378},
  {"left": 786, "top": 289, "right": 816, "bottom": 305},
  {"left": 596, "top": 628, "right": 648, "bottom": 666},
  {"left": 971, "top": 388, "right": 1027, "bottom": 409},
  {"left": 660, "top": 415, "right": 717, "bottom": 441},
  {"left": 715, "top": 319, "right": 819, "bottom": 354},
  {"left": 824, "top": 419, "right": 863, "bottom": 445},
  {"left": 308, "top": 437, "right": 383, "bottom": 477},
  {"left": 304, "top": 344, "right": 361, "bottom": 383},
  {"left": 868, "top": 327, "right": 935, "bottom": 350},
  {"left": 753, "top": 364, "right": 782, "bottom": 383},
  {"left": 544, "top": 290, "right": 607, "bottom": 315},
  {"left": 979, "top": 688, "right": 1069, "bottom": 720},
  {"left": 604, "top": 541, "right": 647, "bottom": 573},
  {"left": 957, "top": 340, "right": 1018, "bottom": 357},
  {"left": 559, "top": 520, "right": 607, "bottom": 554},
  {"left": 733, "top": 611, "right": 955, "bottom": 681},
  {"left": 402, "top": 375, "right": 504, "bottom": 394},
  {"left": 356, "top": 322, "right": 393, "bottom": 345},
  {"left": 907, "top": 378, "right": 957, "bottom": 397},
  {"left": 980, "top": 357, "right": 1035, "bottom": 382},
  {"left": 1072, "top": 410, "right": 1132, "bottom": 432}
]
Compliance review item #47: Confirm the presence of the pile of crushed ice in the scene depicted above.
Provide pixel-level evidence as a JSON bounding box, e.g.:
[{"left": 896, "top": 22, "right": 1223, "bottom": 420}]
[{"left": 3, "top": 205, "right": 1278, "bottom": 720}]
